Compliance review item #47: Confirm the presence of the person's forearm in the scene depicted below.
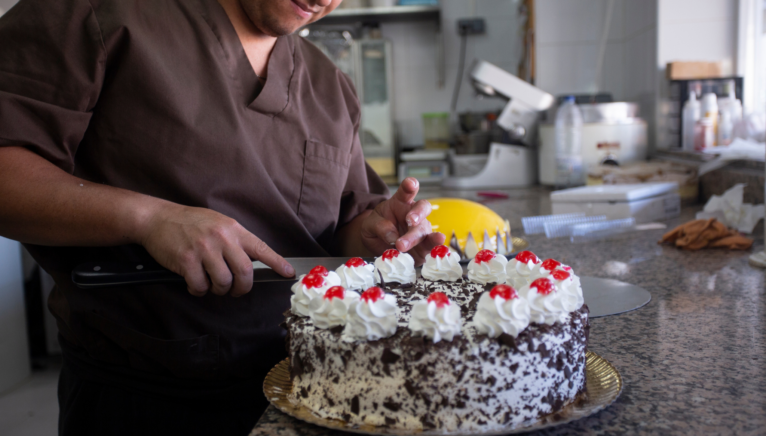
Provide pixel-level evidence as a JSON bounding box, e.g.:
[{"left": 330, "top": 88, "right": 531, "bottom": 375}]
[
  {"left": 332, "top": 209, "right": 374, "bottom": 257},
  {"left": 0, "top": 146, "right": 163, "bottom": 246}
]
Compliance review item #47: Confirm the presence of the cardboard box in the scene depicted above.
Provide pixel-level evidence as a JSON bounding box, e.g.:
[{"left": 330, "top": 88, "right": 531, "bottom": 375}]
[{"left": 666, "top": 61, "right": 724, "bottom": 80}]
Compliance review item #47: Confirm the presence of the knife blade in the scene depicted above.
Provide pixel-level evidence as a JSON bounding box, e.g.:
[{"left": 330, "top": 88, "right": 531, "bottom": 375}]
[{"left": 71, "top": 258, "right": 371, "bottom": 289}]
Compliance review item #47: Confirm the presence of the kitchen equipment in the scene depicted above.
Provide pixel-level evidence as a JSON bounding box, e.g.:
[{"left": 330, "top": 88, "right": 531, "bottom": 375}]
[
  {"left": 72, "top": 258, "right": 365, "bottom": 289},
  {"left": 539, "top": 102, "right": 648, "bottom": 185},
  {"left": 441, "top": 143, "right": 537, "bottom": 188},
  {"left": 422, "top": 112, "right": 450, "bottom": 149},
  {"left": 551, "top": 182, "right": 681, "bottom": 223},
  {"left": 398, "top": 150, "right": 449, "bottom": 184},
  {"left": 469, "top": 60, "right": 555, "bottom": 147},
  {"left": 263, "top": 351, "right": 622, "bottom": 435}
]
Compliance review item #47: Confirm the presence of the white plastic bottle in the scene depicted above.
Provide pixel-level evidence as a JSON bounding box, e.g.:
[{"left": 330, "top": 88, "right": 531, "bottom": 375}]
[
  {"left": 718, "top": 80, "right": 743, "bottom": 128},
  {"left": 682, "top": 91, "right": 700, "bottom": 151},
  {"left": 554, "top": 96, "right": 584, "bottom": 188}
]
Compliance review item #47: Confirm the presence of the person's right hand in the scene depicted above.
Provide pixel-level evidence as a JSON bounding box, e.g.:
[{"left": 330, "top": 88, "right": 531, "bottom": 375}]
[{"left": 139, "top": 203, "right": 294, "bottom": 297}]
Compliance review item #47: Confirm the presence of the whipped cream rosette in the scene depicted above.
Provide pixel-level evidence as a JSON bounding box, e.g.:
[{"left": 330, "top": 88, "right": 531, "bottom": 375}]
[
  {"left": 467, "top": 249, "right": 507, "bottom": 285},
  {"left": 306, "top": 265, "right": 342, "bottom": 287},
  {"left": 473, "top": 284, "right": 530, "bottom": 338},
  {"left": 519, "top": 277, "right": 574, "bottom": 325},
  {"left": 506, "top": 250, "right": 542, "bottom": 290},
  {"left": 335, "top": 257, "right": 376, "bottom": 290},
  {"left": 308, "top": 286, "right": 360, "bottom": 329},
  {"left": 342, "top": 286, "right": 399, "bottom": 342},
  {"left": 537, "top": 260, "right": 584, "bottom": 311},
  {"left": 374, "top": 249, "right": 416, "bottom": 285},
  {"left": 421, "top": 245, "right": 463, "bottom": 282},
  {"left": 291, "top": 272, "right": 334, "bottom": 317},
  {"left": 408, "top": 292, "right": 462, "bottom": 343}
]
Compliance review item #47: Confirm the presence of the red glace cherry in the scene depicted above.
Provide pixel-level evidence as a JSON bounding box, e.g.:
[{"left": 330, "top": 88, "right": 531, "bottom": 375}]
[
  {"left": 489, "top": 284, "right": 518, "bottom": 301},
  {"left": 382, "top": 249, "right": 400, "bottom": 261},
  {"left": 361, "top": 286, "right": 385, "bottom": 303},
  {"left": 323, "top": 286, "right": 345, "bottom": 300},
  {"left": 309, "top": 265, "right": 329, "bottom": 276},
  {"left": 301, "top": 273, "right": 325, "bottom": 289},
  {"left": 531, "top": 278, "right": 554, "bottom": 295},
  {"left": 551, "top": 270, "right": 571, "bottom": 281},
  {"left": 540, "top": 259, "right": 561, "bottom": 271},
  {"left": 515, "top": 251, "right": 539, "bottom": 264},
  {"left": 475, "top": 249, "right": 496, "bottom": 264},
  {"left": 345, "top": 257, "right": 366, "bottom": 268},
  {"left": 427, "top": 292, "right": 450, "bottom": 308},
  {"left": 430, "top": 245, "right": 450, "bottom": 259}
]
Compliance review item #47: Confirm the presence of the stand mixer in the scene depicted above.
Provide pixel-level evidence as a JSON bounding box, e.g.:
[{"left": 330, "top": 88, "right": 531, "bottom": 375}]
[{"left": 442, "top": 61, "right": 554, "bottom": 189}]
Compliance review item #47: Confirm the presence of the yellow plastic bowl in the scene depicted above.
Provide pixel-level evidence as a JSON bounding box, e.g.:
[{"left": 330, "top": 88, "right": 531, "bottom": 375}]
[{"left": 427, "top": 198, "right": 510, "bottom": 255}]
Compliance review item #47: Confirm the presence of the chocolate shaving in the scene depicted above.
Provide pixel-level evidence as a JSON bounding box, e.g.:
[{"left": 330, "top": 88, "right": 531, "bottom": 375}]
[
  {"left": 381, "top": 348, "right": 401, "bottom": 364},
  {"left": 449, "top": 232, "right": 465, "bottom": 259}
]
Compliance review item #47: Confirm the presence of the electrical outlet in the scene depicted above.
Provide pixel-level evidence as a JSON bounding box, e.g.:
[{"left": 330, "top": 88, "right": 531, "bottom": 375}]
[{"left": 457, "top": 18, "right": 486, "bottom": 35}]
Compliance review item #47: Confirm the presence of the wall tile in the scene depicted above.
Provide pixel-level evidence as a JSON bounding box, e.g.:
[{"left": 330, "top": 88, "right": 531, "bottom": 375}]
[
  {"left": 659, "top": 0, "right": 736, "bottom": 24},
  {"left": 658, "top": 19, "right": 737, "bottom": 65}
]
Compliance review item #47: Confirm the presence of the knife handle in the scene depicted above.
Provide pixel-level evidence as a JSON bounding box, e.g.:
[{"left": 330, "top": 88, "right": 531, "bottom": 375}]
[{"left": 72, "top": 261, "right": 184, "bottom": 289}]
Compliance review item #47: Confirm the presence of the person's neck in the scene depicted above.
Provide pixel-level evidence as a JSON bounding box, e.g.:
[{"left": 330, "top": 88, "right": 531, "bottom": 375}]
[{"left": 217, "top": 0, "right": 277, "bottom": 78}]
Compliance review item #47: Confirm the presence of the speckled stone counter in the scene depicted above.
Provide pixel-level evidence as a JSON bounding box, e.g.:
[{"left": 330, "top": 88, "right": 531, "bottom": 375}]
[{"left": 250, "top": 186, "right": 766, "bottom": 436}]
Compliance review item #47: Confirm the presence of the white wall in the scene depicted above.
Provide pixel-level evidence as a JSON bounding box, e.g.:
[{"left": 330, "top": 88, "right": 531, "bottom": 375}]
[
  {"left": 536, "top": 0, "right": 658, "bottom": 146},
  {"left": 656, "top": 0, "right": 738, "bottom": 149},
  {"left": 536, "top": 0, "right": 627, "bottom": 99},
  {"left": 381, "top": 0, "right": 525, "bottom": 146}
]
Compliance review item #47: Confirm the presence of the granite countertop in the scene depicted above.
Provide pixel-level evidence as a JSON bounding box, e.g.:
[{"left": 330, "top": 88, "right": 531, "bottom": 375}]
[{"left": 251, "top": 186, "right": 766, "bottom": 435}]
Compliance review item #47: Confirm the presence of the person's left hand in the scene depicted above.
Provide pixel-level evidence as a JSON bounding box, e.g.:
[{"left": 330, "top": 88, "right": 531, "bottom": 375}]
[{"left": 360, "top": 177, "right": 446, "bottom": 265}]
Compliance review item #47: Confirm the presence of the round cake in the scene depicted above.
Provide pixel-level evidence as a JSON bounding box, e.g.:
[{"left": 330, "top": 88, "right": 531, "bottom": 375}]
[{"left": 283, "top": 249, "right": 589, "bottom": 432}]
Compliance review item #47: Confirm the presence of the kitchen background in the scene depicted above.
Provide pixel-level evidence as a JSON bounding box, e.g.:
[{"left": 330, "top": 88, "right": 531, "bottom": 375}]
[{"left": 1, "top": 0, "right": 765, "bottom": 434}]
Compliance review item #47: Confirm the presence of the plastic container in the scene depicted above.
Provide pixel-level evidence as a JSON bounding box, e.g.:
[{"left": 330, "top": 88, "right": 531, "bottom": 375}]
[
  {"left": 682, "top": 91, "right": 700, "bottom": 151},
  {"left": 554, "top": 96, "right": 584, "bottom": 188},
  {"left": 718, "top": 109, "right": 733, "bottom": 146},
  {"left": 695, "top": 118, "right": 715, "bottom": 150},
  {"left": 422, "top": 112, "right": 450, "bottom": 149},
  {"left": 701, "top": 93, "right": 719, "bottom": 145},
  {"left": 718, "top": 79, "right": 743, "bottom": 127},
  {"left": 521, "top": 212, "right": 586, "bottom": 235}
]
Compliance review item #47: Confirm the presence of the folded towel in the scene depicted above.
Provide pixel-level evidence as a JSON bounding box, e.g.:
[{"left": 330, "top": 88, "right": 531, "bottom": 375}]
[{"left": 659, "top": 218, "right": 753, "bottom": 250}]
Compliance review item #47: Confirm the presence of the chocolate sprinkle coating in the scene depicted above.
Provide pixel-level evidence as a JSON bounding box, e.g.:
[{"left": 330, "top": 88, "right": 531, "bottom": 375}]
[{"left": 284, "top": 276, "right": 589, "bottom": 432}]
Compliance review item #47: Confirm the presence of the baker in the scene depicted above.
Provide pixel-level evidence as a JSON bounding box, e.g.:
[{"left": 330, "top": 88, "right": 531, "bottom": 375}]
[{"left": 0, "top": 0, "right": 446, "bottom": 434}]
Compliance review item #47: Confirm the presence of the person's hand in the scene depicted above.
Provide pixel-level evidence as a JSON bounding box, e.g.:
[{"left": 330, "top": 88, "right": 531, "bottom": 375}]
[
  {"left": 360, "top": 177, "right": 446, "bottom": 265},
  {"left": 139, "top": 203, "right": 294, "bottom": 297}
]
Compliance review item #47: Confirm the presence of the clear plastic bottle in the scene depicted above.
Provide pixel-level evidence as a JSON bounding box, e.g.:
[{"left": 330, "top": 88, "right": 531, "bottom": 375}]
[
  {"left": 682, "top": 91, "right": 700, "bottom": 151},
  {"left": 554, "top": 96, "right": 584, "bottom": 188}
]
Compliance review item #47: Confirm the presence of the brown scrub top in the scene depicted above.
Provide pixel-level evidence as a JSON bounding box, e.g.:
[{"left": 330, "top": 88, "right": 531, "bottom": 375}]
[{"left": 0, "top": 0, "right": 388, "bottom": 381}]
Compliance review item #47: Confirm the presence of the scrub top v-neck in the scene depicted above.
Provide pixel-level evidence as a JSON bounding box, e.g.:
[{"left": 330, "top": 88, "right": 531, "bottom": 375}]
[{"left": 0, "top": 0, "right": 388, "bottom": 380}]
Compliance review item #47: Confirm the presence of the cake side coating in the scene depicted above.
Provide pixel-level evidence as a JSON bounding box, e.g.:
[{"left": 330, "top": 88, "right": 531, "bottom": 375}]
[{"left": 285, "top": 278, "right": 589, "bottom": 432}]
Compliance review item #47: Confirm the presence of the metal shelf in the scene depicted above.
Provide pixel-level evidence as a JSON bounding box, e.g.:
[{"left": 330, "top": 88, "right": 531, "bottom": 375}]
[{"left": 318, "top": 5, "right": 440, "bottom": 24}]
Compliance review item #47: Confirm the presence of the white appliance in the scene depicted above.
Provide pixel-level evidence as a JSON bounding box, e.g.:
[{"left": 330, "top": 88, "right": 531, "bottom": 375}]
[
  {"left": 539, "top": 102, "right": 648, "bottom": 185},
  {"left": 469, "top": 60, "right": 555, "bottom": 147},
  {"left": 442, "top": 143, "right": 537, "bottom": 189},
  {"left": 551, "top": 182, "right": 681, "bottom": 223},
  {"left": 0, "top": 237, "right": 30, "bottom": 394},
  {"left": 441, "top": 61, "right": 552, "bottom": 189}
]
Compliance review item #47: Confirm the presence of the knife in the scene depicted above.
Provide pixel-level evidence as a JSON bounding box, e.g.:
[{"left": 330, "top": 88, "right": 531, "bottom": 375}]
[{"left": 71, "top": 258, "right": 371, "bottom": 289}]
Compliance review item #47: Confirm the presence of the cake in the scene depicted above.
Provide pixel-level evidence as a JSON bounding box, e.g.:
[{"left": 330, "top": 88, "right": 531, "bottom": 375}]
[{"left": 283, "top": 248, "right": 589, "bottom": 432}]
